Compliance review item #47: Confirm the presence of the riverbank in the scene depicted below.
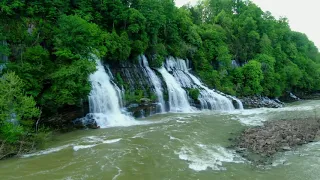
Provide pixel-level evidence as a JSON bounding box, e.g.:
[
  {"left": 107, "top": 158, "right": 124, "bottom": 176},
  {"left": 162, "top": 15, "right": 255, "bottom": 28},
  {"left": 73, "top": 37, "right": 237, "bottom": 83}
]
[
  {"left": 232, "top": 117, "right": 320, "bottom": 165},
  {"left": 241, "top": 96, "right": 284, "bottom": 109},
  {"left": 0, "top": 130, "right": 53, "bottom": 160},
  {"left": 0, "top": 140, "right": 35, "bottom": 160}
]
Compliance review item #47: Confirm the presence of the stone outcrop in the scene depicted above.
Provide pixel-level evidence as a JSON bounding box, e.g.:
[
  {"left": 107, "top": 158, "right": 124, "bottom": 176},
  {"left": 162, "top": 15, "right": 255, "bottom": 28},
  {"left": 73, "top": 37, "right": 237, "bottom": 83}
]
[
  {"left": 127, "top": 100, "right": 159, "bottom": 118},
  {"left": 279, "top": 92, "right": 302, "bottom": 102},
  {"left": 73, "top": 113, "right": 100, "bottom": 129},
  {"left": 241, "top": 96, "right": 284, "bottom": 109}
]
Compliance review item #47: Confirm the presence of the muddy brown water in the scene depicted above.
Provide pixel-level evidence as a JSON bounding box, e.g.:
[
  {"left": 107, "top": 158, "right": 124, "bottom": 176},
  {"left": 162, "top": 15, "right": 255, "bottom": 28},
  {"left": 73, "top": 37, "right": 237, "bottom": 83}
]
[{"left": 0, "top": 100, "right": 319, "bottom": 180}]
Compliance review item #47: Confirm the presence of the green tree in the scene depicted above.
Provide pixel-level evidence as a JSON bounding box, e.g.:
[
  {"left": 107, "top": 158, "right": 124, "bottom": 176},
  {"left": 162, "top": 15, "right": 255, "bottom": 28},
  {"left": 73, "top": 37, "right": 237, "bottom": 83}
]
[
  {"left": 1, "top": 0, "right": 320, "bottom": 118},
  {"left": 0, "top": 0, "right": 24, "bottom": 16},
  {"left": 105, "top": 31, "right": 131, "bottom": 62},
  {"left": 54, "top": 15, "right": 107, "bottom": 60},
  {"left": 255, "top": 54, "right": 281, "bottom": 97},
  {"left": 126, "top": 8, "right": 148, "bottom": 56},
  {"left": 7, "top": 45, "right": 52, "bottom": 98},
  {"left": 45, "top": 59, "right": 96, "bottom": 108},
  {"left": 280, "top": 62, "right": 302, "bottom": 91},
  {"left": 241, "top": 60, "right": 264, "bottom": 95},
  {"left": 0, "top": 72, "right": 39, "bottom": 142}
]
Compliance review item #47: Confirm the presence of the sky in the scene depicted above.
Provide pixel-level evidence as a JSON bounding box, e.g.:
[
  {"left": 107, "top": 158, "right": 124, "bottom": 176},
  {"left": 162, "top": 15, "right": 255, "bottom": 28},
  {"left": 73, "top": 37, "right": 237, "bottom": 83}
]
[{"left": 175, "top": 0, "right": 320, "bottom": 50}]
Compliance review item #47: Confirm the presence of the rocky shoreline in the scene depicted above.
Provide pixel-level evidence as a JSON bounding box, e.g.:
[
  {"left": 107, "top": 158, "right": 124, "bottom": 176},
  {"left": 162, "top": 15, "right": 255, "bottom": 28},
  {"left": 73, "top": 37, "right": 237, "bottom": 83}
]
[
  {"left": 0, "top": 141, "right": 35, "bottom": 160},
  {"left": 231, "top": 118, "right": 320, "bottom": 165},
  {"left": 241, "top": 96, "right": 284, "bottom": 109}
]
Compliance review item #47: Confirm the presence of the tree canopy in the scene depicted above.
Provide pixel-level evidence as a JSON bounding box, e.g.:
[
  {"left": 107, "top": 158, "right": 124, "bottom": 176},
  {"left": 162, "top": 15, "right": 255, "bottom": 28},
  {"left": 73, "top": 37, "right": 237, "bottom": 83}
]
[{"left": 0, "top": 0, "right": 320, "bottom": 141}]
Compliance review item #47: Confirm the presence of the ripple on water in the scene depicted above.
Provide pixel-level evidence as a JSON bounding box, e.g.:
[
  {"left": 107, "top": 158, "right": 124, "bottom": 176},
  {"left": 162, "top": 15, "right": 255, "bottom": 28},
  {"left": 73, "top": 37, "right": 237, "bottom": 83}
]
[
  {"left": 73, "top": 138, "right": 122, "bottom": 151},
  {"left": 23, "top": 137, "right": 123, "bottom": 157},
  {"left": 112, "top": 167, "right": 122, "bottom": 180},
  {"left": 73, "top": 144, "right": 97, "bottom": 152}
]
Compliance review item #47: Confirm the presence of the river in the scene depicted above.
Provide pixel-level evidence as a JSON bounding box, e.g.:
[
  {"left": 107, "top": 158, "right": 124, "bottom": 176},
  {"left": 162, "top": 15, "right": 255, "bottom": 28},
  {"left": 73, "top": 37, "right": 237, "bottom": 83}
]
[{"left": 1, "top": 100, "right": 320, "bottom": 180}]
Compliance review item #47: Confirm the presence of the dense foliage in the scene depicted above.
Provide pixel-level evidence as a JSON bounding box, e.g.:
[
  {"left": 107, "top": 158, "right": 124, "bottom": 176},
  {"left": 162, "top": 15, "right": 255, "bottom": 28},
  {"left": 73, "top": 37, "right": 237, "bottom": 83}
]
[
  {"left": 0, "top": 0, "right": 319, "bottom": 142},
  {"left": 0, "top": 72, "right": 39, "bottom": 142}
]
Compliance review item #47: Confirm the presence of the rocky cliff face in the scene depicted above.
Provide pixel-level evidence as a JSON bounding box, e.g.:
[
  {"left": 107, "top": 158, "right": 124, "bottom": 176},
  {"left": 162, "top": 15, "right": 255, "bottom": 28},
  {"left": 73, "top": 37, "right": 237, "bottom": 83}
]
[{"left": 109, "top": 61, "right": 166, "bottom": 117}]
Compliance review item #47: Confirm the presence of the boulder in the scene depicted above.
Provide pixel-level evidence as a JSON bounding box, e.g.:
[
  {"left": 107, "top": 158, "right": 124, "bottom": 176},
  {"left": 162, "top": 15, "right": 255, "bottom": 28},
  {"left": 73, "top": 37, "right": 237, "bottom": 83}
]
[
  {"left": 73, "top": 113, "right": 100, "bottom": 129},
  {"left": 127, "top": 102, "right": 158, "bottom": 118}
]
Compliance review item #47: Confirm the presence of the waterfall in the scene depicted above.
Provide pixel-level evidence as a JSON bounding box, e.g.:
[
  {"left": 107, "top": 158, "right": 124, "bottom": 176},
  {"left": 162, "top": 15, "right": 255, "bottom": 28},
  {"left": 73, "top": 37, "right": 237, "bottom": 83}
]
[
  {"left": 139, "top": 55, "right": 165, "bottom": 113},
  {"left": 157, "top": 67, "right": 193, "bottom": 112},
  {"left": 222, "top": 93, "right": 244, "bottom": 110},
  {"left": 0, "top": 63, "right": 4, "bottom": 72},
  {"left": 165, "top": 57, "right": 243, "bottom": 111},
  {"left": 289, "top": 92, "right": 301, "bottom": 101},
  {"left": 105, "top": 66, "right": 125, "bottom": 108},
  {"left": 88, "top": 58, "right": 135, "bottom": 128},
  {"left": 231, "top": 60, "right": 240, "bottom": 68},
  {"left": 186, "top": 73, "right": 235, "bottom": 111},
  {"left": 0, "top": 40, "right": 8, "bottom": 72},
  {"left": 232, "top": 98, "right": 244, "bottom": 109}
]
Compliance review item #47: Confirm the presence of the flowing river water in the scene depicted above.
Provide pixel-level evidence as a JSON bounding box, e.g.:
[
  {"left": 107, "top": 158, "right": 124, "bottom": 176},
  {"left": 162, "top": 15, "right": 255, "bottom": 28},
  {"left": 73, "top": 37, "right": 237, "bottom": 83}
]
[{"left": 1, "top": 100, "right": 320, "bottom": 180}]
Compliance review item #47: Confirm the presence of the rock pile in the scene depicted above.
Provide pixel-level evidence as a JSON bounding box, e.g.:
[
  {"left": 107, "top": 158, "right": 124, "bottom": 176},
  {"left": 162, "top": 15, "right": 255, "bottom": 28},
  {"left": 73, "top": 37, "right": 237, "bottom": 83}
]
[
  {"left": 233, "top": 118, "right": 320, "bottom": 164},
  {"left": 241, "top": 96, "right": 284, "bottom": 109}
]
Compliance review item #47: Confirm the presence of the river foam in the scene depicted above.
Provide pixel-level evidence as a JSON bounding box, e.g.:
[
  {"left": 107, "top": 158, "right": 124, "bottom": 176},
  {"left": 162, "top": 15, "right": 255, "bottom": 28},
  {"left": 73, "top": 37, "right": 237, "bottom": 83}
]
[
  {"left": 23, "top": 144, "right": 73, "bottom": 158},
  {"left": 73, "top": 138, "right": 122, "bottom": 151},
  {"left": 23, "top": 137, "right": 123, "bottom": 157},
  {"left": 175, "top": 144, "right": 244, "bottom": 171}
]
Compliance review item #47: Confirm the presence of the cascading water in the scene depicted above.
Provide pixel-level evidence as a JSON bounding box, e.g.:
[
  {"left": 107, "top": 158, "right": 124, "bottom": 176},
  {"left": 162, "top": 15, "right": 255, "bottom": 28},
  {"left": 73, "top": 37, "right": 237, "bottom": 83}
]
[
  {"left": 105, "top": 66, "right": 125, "bottom": 108},
  {"left": 88, "top": 58, "right": 135, "bottom": 128},
  {"left": 166, "top": 57, "right": 243, "bottom": 111},
  {"left": 231, "top": 60, "right": 240, "bottom": 68},
  {"left": 157, "top": 67, "right": 193, "bottom": 112},
  {"left": 0, "top": 40, "right": 8, "bottom": 72},
  {"left": 139, "top": 55, "right": 166, "bottom": 113},
  {"left": 0, "top": 63, "right": 4, "bottom": 72},
  {"left": 217, "top": 92, "right": 244, "bottom": 110},
  {"left": 232, "top": 98, "right": 244, "bottom": 109}
]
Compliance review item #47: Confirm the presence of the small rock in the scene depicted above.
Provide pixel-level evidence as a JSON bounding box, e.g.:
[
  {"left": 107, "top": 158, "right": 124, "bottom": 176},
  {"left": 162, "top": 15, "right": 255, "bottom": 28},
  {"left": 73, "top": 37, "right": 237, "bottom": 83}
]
[{"left": 282, "top": 146, "right": 291, "bottom": 151}]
